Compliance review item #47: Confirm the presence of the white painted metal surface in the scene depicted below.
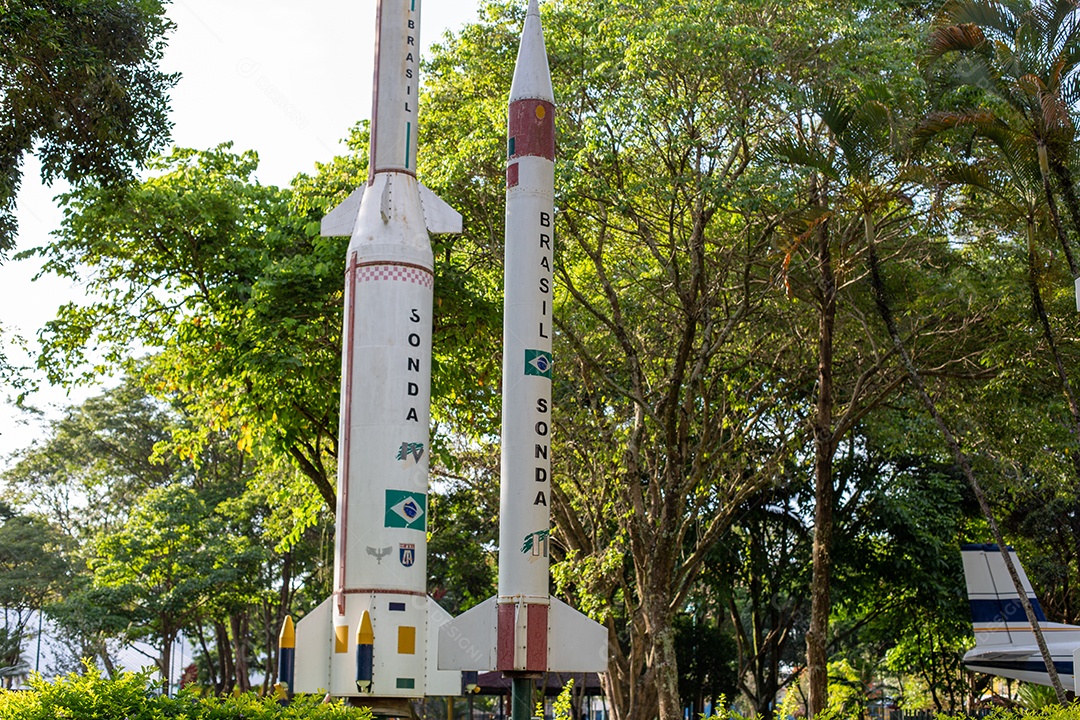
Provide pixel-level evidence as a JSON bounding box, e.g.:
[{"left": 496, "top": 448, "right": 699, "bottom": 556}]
[
  {"left": 438, "top": 0, "right": 607, "bottom": 676},
  {"left": 293, "top": 0, "right": 462, "bottom": 699},
  {"left": 498, "top": 0, "right": 557, "bottom": 612}
]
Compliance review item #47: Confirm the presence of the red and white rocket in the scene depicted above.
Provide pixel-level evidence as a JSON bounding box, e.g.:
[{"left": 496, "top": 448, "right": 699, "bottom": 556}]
[
  {"left": 290, "top": 0, "right": 463, "bottom": 702},
  {"left": 438, "top": 0, "right": 608, "bottom": 677}
]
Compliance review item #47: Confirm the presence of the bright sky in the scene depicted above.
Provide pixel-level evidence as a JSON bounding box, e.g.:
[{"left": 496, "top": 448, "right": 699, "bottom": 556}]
[{"left": 0, "top": 0, "right": 481, "bottom": 469}]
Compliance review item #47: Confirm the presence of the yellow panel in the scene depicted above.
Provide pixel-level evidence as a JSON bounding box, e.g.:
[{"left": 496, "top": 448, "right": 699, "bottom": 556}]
[
  {"left": 335, "top": 625, "right": 349, "bottom": 654},
  {"left": 397, "top": 625, "right": 416, "bottom": 654},
  {"left": 357, "top": 611, "right": 375, "bottom": 644}
]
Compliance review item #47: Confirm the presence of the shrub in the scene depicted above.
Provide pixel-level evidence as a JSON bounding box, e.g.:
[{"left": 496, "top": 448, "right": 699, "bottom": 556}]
[{"left": 0, "top": 664, "right": 373, "bottom": 720}]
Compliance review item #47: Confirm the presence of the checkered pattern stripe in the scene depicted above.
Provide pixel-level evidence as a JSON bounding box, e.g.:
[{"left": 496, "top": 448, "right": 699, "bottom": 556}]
[{"left": 356, "top": 263, "right": 433, "bottom": 289}]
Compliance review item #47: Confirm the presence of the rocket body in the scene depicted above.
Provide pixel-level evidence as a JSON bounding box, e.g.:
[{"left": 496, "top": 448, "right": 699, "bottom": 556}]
[
  {"left": 496, "top": 14, "right": 557, "bottom": 672},
  {"left": 438, "top": 0, "right": 607, "bottom": 677},
  {"left": 293, "top": 0, "right": 462, "bottom": 700}
]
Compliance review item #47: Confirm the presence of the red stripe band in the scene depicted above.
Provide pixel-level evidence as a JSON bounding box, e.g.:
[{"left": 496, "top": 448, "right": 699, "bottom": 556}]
[{"left": 508, "top": 99, "right": 555, "bottom": 161}]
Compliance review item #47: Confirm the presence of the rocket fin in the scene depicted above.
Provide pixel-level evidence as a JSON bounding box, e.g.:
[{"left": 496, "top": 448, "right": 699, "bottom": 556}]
[
  {"left": 438, "top": 596, "right": 607, "bottom": 673},
  {"left": 437, "top": 596, "right": 498, "bottom": 671},
  {"left": 292, "top": 596, "right": 333, "bottom": 693},
  {"left": 548, "top": 596, "right": 608, "bottom": 672},
  {"left": 427, "top": 596, "right": 467, "bottom": 695},
  {"left": 418, "top": 183, "right": 463, "bottom": 235},
  {"left": 320, "top": 186, "right": 366, "bottom": 237}
]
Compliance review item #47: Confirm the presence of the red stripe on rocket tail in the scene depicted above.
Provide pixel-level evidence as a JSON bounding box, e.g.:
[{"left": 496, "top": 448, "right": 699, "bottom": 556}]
[
  {"left": 525, "top": 603, "right": 548, "bottom": 672},
  {"left": 497, "top": 602, "right": 516, "bottom": 671},
  {"left": 508, "top": 100, "right": 555, "bottom": 161}
]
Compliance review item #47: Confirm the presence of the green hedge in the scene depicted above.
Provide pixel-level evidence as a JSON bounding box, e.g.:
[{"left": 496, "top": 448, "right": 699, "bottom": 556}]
[
  {"left": 937, "top": 710, "right": 1080, "bottom": 720},
  {"left": 0, "top": 666, "right": 373, "bottom": 720}
]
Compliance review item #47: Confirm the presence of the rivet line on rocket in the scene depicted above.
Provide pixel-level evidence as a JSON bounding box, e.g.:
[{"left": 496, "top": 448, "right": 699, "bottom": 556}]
[
  {"left": 337, "top": 252, "right": 359, "bottom": 616},
  {"left": 339, "top": 588, "right": 429, "bottom": 597}
]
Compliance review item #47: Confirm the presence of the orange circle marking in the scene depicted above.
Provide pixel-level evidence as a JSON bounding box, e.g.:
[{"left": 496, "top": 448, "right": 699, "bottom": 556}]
[{"left": 535, "top": 104, "right": 546, "bottom": 119}]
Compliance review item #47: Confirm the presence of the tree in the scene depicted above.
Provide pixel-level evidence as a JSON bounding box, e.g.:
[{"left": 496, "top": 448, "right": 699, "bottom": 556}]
[
  {"left": 87, "top": 483, "right": 266, "bottom": 688},
  {"left": 28, "top": 144, "right": 344, "bottom": 508},
  {"left": 919, "top": 0, "right": 1080, "bottom": 457},
  {"left": 427, "top": 474, "right": 498, "bottom": 617},
  {"left": 0, "top": 503, "right": 72, "bottom": 686},
  {"left": 3, "top": 378, "right": 187, "bottom": 675},
  {"left": 4, "top": 376, "right": 179, "bottom": 541},
  {"left": 0, "top": 0, "right": 177, "bottom": 257},
  {"left": 767, "top": 67, "right": 974, "bottom": 711},
  {"left": 543, "top": 0, "right": 787, "bottom": 713},
  {"left": 673, "top": 612, "right": 738, "bottom": 718},
  {"left": 711, "top": 484, "right": 812, "bottom": 719},
  {"left": 830, "top": 451, "right": 979, "bottom": 714},
  {"left": 2, "top": 378, "right": 319, "bottom": 691},
  {"left": 30, "top": 129, "right": 504, "bottom": 519}
]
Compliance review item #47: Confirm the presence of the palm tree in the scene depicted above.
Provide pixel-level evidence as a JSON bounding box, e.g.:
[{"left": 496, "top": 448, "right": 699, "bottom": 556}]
[
  {"left": 915, "top": 110, "right": 1080, "bottom": 457},
  {"left": 767, "top": 85, "right": 915, "bottom": 717},
  {"left": 924, "top": 0, "right": 1080, "bottom": 275}
]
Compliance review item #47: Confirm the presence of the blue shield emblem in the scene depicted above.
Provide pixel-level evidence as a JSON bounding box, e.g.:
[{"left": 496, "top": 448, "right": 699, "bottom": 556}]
[{"left": 399, "top": 543, "right": 416, "bottom": 567}]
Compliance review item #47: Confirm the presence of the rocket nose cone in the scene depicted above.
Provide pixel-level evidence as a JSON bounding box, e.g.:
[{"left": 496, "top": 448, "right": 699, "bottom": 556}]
[
  {"left": 278, "top": 615, "right": 295, "bottom": 649},
  {"left": 510, "top": 0, "right": 554, "bottom": 104}
]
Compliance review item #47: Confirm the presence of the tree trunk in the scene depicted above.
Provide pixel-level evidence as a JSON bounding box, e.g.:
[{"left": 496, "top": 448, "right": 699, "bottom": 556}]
[
  {"left": 232, "top": 612, "right": 250, "bottom": 692},
  {"left": 1038, "top": 142, "right": 1078, "bottom": 276},
  {"left": 1025, "top": 216, "right": 1080, "bottom": 450},
  {"left": 807, "top": 188, "right": 838, "bottom": 718},
  {"left": 195, "top": 623, "right": 219, "bottom": 690},
  {"left": 652, "top": 613, "right": 682, "bottom": 720},
  {"left": 215, "top": 620, "right": 235, "bottom": 694},
  {"left": 1051, "top": 156, "right": 1080, "bottom": 266},
  {"left": 158, "top": 629, "right": 174, "bottom": 695},
  {"left": 99, "top": 638, "right": 118, "bottom": 679}
]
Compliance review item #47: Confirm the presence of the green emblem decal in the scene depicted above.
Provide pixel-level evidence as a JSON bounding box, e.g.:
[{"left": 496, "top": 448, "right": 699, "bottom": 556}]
[
  {"left": 521, "top": 529, "right": 550, "bottom": 558},
  {"left": 385, "top": 490, "right": 427, "bottom": 530},
  {"left": 397, "top": 442, "right": 424, "bottom": 463},
  {"left": 524, "top": 350, "right": 552, "bottom": 378}
]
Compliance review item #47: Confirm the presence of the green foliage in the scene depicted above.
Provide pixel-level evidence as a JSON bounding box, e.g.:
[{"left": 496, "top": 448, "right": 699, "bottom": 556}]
[
  {"left": 0, "top": 0, "right": 177, "bottom": 256},
  {"left": 3, "top": 378, "right": 321, "bottom": 690},
  {"left": 0, "top": 663, "right": 372, "bottom": 720},
  {"left": 701, "top": 695, "right": 750, "bottom": 720},
  {"left": 552, "top": 679, "right": 574, "bottom": 720},
  {"left": 0, "top": 504, "right": 73, "bottom": 679},
  {"left": 4, "top": 377, "right": 180, "bottom": 541},
  {"left": 426, "top": 479, "right": 497, "bottom": 615},
  {"left": 824, "top": 659, "right": 869, "bottom": 720},
  {"left": 18, "top": 0, "right": 1080, "bottom": 715},
  {"left": 954, "top": 705, "right": 1080, "bottom": 720},
  {"left": 26, "top": 142, "right": 344, "bottom": 511},
  {"left": 0, "top": 503, "right": 72, "bottom": 611},
  {"left": 1018, "top": 683, "right": 1062, "bottom": 711},
  {"left": 674, "top": 614, "right": 738, "bottom": 714}
]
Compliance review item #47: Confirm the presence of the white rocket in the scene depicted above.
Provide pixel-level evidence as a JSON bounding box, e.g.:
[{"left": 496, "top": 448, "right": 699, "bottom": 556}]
[
  {"left": 291, "top": 0, "right": 462, "bottom": 702},
  {"left": 438, "top": 0, "right": 608, "bottom": 676}
]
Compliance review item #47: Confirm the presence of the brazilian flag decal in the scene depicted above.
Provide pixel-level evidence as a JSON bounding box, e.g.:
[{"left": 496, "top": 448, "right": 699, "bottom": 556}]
[
  {"left": 385, "top": 490, "right": 427, "bottom": 530},
  {"left": 525, "top": 350, "right": 552, "bottom": 378}
]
